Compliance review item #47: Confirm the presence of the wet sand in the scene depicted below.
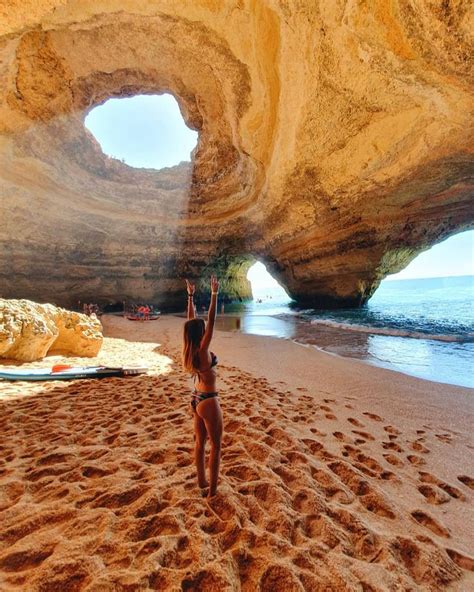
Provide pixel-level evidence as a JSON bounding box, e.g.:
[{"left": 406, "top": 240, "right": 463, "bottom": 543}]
[{"left": 0, "top": 314, "right": 473, "bottom": 591}]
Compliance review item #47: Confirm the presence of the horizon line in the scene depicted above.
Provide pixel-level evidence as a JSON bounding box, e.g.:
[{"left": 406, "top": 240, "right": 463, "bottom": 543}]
[{"left": 384, "top": 273, "right": 473, "bottom": 282}]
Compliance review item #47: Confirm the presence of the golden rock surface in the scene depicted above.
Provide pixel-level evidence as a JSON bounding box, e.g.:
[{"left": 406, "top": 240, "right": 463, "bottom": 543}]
[
  {"left": 0, "top": 1, "right": 472, "bottom": 307},
  {"left": 0, "top": 299, "right": 103, "bottom": 361}
]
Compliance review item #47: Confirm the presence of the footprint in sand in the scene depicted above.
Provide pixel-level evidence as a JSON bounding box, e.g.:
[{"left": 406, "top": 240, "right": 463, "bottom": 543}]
[
  {"left": 411, "top": 510, "right": 450, "bottom": 538},
  {"left": 363, "top": 412, "right": 384, "bottom": 422},
  {"left": 418, "top": 484, "right": 451, "bottom": 505},
  {"left": 225, "top": 464, "right": 261, "bottom": 482},
  {"left": 407, "top": 455, "right": 426, "bottom": 466},
  {"left": 309, "top": 427, "right": 326, "bottom": 437},
  {"left": 435, "top": 433, "right": 453, "bottom": 444},
  {"left": 342, "top": 445, "right": 386, "bottom": 475},
  {"left": 409, "top": 441, "right": 430, "bottom": 454},
  {"left": 302, "top": 439, "right": 332, "bottom": 461},
  {"left": 159, "top": 535, "right": 194, "bottom": 569},
  {"left": 384, "top": 425, "right": 401, "bottom": 435},
  {"left": 445, "top": 548, "right": 474, "bottom": 571},
  {"left": 347, "top": 417, "right": 364, "bottom": 427},
  {"left": 383, "top": 453, "right": 404, "bottom": 467},
  {"left": 352, "top": 430, "right": 375, "bottom": 441},
  {"left": 418, "top": 472, "right": 465, "bottom": 500},
  {"left": 328, "top": 461, "right": 395, "bottom": 519},
  {"left": 310, "top": 467, "right": 354, "bottom": 505},
  {"left": 457, "top": 475, "right": 474, "bottom": 490},
  {"left": 0, "top": 547, "right": 55, "bottom": 573},
  {"left": 382, "top": 441, "right": 403, "bottom": 453},
  {"left": 82, "top": 465, "right": 115, "bottom": 478},
  {"left": 333, "top": 432, "right": 351, "bottom": 443}
]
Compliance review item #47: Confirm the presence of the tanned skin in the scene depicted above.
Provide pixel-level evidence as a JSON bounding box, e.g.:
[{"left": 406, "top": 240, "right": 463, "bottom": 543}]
[{"left": 186, "top": 276, "right": 223, "bottom": 498}]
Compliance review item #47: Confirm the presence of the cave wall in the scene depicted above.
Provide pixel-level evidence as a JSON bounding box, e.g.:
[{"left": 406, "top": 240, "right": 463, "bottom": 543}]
[{"left": 0, "top": 1, "right": 472, "bottom": 309}]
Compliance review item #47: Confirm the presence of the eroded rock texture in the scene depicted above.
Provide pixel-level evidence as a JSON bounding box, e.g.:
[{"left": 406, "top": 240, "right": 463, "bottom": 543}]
[
  {"left": 0, "top": 299, "right": 103, "bottom": 361},
  {"left": 0, "top": 1, "right": 472, "bottom": 308}
]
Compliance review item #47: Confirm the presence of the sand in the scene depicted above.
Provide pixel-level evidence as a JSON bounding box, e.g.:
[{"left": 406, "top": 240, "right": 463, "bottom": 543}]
[{"left": 0, "top": 314, "right": 473, "bottom": 591}]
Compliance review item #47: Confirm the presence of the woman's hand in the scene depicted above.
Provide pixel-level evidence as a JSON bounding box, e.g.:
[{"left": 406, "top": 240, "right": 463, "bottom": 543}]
[
  {"left": 210, "top": 275, "right": 219, "bottom": 294},
  {"left": 185, "top": 279, "right": 195, "bottom": 296}
]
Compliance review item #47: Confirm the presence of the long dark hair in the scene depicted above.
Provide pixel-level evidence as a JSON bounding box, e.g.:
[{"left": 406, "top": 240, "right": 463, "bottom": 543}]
[{"left": 182, "top": 318, "right": 205, "bottom": 374}]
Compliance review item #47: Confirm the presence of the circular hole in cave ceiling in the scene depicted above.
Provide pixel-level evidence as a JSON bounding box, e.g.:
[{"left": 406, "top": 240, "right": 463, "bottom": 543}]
[{"left": 84, "top": 94, "right": 198, "bottom": 170}]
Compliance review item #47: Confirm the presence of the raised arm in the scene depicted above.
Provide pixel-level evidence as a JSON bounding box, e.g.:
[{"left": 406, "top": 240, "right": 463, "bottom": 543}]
[
  {"left": 201, "top": 275, "right": 219, "bottom": 349},
  {"left": 186, "top": 279, "right": 196, "bottom": 320}
]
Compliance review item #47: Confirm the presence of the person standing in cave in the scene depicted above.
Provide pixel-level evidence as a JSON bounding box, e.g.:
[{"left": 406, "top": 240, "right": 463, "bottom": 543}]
[{"left": 182, "top": 276, "right": 223, "bottom": 498}]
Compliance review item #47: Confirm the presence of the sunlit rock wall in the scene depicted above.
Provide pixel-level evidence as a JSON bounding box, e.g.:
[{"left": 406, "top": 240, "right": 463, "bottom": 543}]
[
  {"left": 0, "top": 1, "right": 472, "bottom": 309},
  {"left": 0, "top": 299, "right": 102, "bottom": 361}
]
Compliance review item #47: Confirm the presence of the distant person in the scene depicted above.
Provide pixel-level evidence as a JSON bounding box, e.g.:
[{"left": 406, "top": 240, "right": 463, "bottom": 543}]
[{"left": 182, "top": 276, "right": 222, "bottom": 498}]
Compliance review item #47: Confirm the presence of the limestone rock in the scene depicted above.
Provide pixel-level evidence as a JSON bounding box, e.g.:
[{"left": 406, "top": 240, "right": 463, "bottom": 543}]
[
  {"left": 0, "top": 299, "right": 103, "bottom": 362},
  {"left": 0, "top": 2, "right": 472, "bottom": 308}
]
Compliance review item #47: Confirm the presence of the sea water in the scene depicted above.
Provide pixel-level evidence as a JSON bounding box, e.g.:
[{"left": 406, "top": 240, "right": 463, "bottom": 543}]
[{"left": 219, "top": 276, "right": 474, "bottom": 388}]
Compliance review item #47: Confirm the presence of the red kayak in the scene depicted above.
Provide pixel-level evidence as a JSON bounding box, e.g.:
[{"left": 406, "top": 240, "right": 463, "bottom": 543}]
[{"left": 126, "top": 315, "right": 160, "bottom": 321}]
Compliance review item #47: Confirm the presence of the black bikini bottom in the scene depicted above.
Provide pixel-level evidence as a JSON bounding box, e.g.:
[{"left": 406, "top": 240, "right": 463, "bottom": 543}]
[{"left": 191, "top": 391, "right": 218, "bottom": 411}]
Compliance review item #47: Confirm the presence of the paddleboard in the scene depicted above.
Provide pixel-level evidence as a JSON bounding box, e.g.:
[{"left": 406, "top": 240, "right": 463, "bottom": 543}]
[{"left": 0, "top": 366, "right": 148, "bottom": 381}]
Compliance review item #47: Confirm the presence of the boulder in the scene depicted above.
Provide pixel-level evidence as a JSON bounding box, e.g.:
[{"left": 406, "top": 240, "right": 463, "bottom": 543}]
[{"left": 0, "top": 299, "right": 103, "bottom": 362}]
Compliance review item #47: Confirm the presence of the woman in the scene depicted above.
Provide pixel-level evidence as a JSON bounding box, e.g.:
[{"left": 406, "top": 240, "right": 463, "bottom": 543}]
[{"left": 182, "top": 275, "right": 223, "bottom": 498}]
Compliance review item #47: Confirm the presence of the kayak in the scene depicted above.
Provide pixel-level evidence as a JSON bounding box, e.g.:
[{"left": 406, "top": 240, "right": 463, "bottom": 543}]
[
  {"left": 0, "top": 366, "right": 148, "bottom": 381},
  {"left": 126, "top": 315, "right": 160, "bottom": 321}
]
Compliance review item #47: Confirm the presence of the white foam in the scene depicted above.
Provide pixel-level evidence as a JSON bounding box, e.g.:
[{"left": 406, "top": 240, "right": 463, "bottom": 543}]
[{"left": 309, "top": 319, "right": 473, "bottom": 343}]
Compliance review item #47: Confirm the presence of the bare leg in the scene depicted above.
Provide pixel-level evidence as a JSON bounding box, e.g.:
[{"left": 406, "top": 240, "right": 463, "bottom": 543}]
[
  {"left": 193, "top": 410, "right": 208, "bottom": 488},
  {"left": 198, "top": 399, "right": 223, "bottom": 497}
]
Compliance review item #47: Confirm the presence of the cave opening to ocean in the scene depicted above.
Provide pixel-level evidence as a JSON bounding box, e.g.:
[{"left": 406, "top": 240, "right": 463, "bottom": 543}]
[
  {"left": 247, "top": 261, "right": 290, "bottom": 303},
  {"left": 383, "top": 229, "right": 474, "bottom": 284},
  {"left": 84, "top": 94, "right": 198, "bottom": 170}
]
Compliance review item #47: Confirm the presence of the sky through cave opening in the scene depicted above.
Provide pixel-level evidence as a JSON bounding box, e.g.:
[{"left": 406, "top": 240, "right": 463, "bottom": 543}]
[
  {"left": 247, "top": 261, "right": 290, "bottom": 302},
  {"left": 383, "top": 229, "right": 474, "bottom": 282},
  {"left": 84, "top": 94, "right": 198, "bottom": 170}
]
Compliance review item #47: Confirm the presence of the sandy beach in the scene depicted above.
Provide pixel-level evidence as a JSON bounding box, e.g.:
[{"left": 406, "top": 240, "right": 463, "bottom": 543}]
[{"left": 0, "top": 314, "right": 473, "bottom": 591}]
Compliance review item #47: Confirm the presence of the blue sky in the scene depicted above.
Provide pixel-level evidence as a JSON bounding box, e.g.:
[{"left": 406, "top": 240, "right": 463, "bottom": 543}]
[
  {"left": 386, "top": 230, "right": 473, "bottom": 280},
  {"left": 85, "top": 94, "right": 197, "bottom": 169},
  {"left": 85, "top": 94, "right": 473, "bottom": 285}
]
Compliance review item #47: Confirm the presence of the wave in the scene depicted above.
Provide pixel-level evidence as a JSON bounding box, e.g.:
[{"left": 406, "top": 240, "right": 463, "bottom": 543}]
[{"left": 309, "top": 319, "right": 474, "bottom": 343}]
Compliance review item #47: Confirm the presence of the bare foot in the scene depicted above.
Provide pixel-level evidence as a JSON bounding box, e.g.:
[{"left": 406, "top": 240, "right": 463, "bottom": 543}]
[
  {"left": 207, "top": 488, "right": 217, "bottom": 499},
  {"left": 198, "top": 479, "right": 209, "bottom": 489}
]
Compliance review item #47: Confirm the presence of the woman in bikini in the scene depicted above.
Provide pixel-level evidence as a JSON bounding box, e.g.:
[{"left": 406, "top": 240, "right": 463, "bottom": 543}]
[{"left": 182, "top": 275, "right": 223, "bottom": 498}]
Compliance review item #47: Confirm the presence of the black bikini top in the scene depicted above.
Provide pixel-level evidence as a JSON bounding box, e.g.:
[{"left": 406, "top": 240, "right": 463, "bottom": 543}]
[{"left": 194, "top": 351, "right": 218, "bottom": 376}]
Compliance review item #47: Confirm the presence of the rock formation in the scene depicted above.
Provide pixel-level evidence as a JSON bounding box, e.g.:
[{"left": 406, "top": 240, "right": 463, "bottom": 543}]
[
  {"left": 0, "top": 299, "right": 103, "bottom": 361},
  {"left": 0, "top": 1, "right": 472, "bottom": 308}
]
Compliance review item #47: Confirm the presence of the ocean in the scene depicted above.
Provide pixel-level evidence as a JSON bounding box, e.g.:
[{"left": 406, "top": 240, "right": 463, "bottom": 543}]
[{"left": 217, "top": 276, "right": 474, "bottom": 389}]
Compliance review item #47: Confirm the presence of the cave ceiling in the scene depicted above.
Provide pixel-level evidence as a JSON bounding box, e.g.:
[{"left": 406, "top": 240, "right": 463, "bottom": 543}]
[{"left": 0, "top": 1, "right": 473, "bottom": 308}]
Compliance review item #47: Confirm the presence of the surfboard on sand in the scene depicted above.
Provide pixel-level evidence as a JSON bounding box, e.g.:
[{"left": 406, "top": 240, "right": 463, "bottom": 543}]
[{"left": 0, "top": 366, "right": 148, "bottom": 381}]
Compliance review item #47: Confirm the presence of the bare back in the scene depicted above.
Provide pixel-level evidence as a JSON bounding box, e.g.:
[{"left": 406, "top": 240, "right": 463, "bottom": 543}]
[{"left": 194, "top": 348, "right": 218, "bottom": 393}]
